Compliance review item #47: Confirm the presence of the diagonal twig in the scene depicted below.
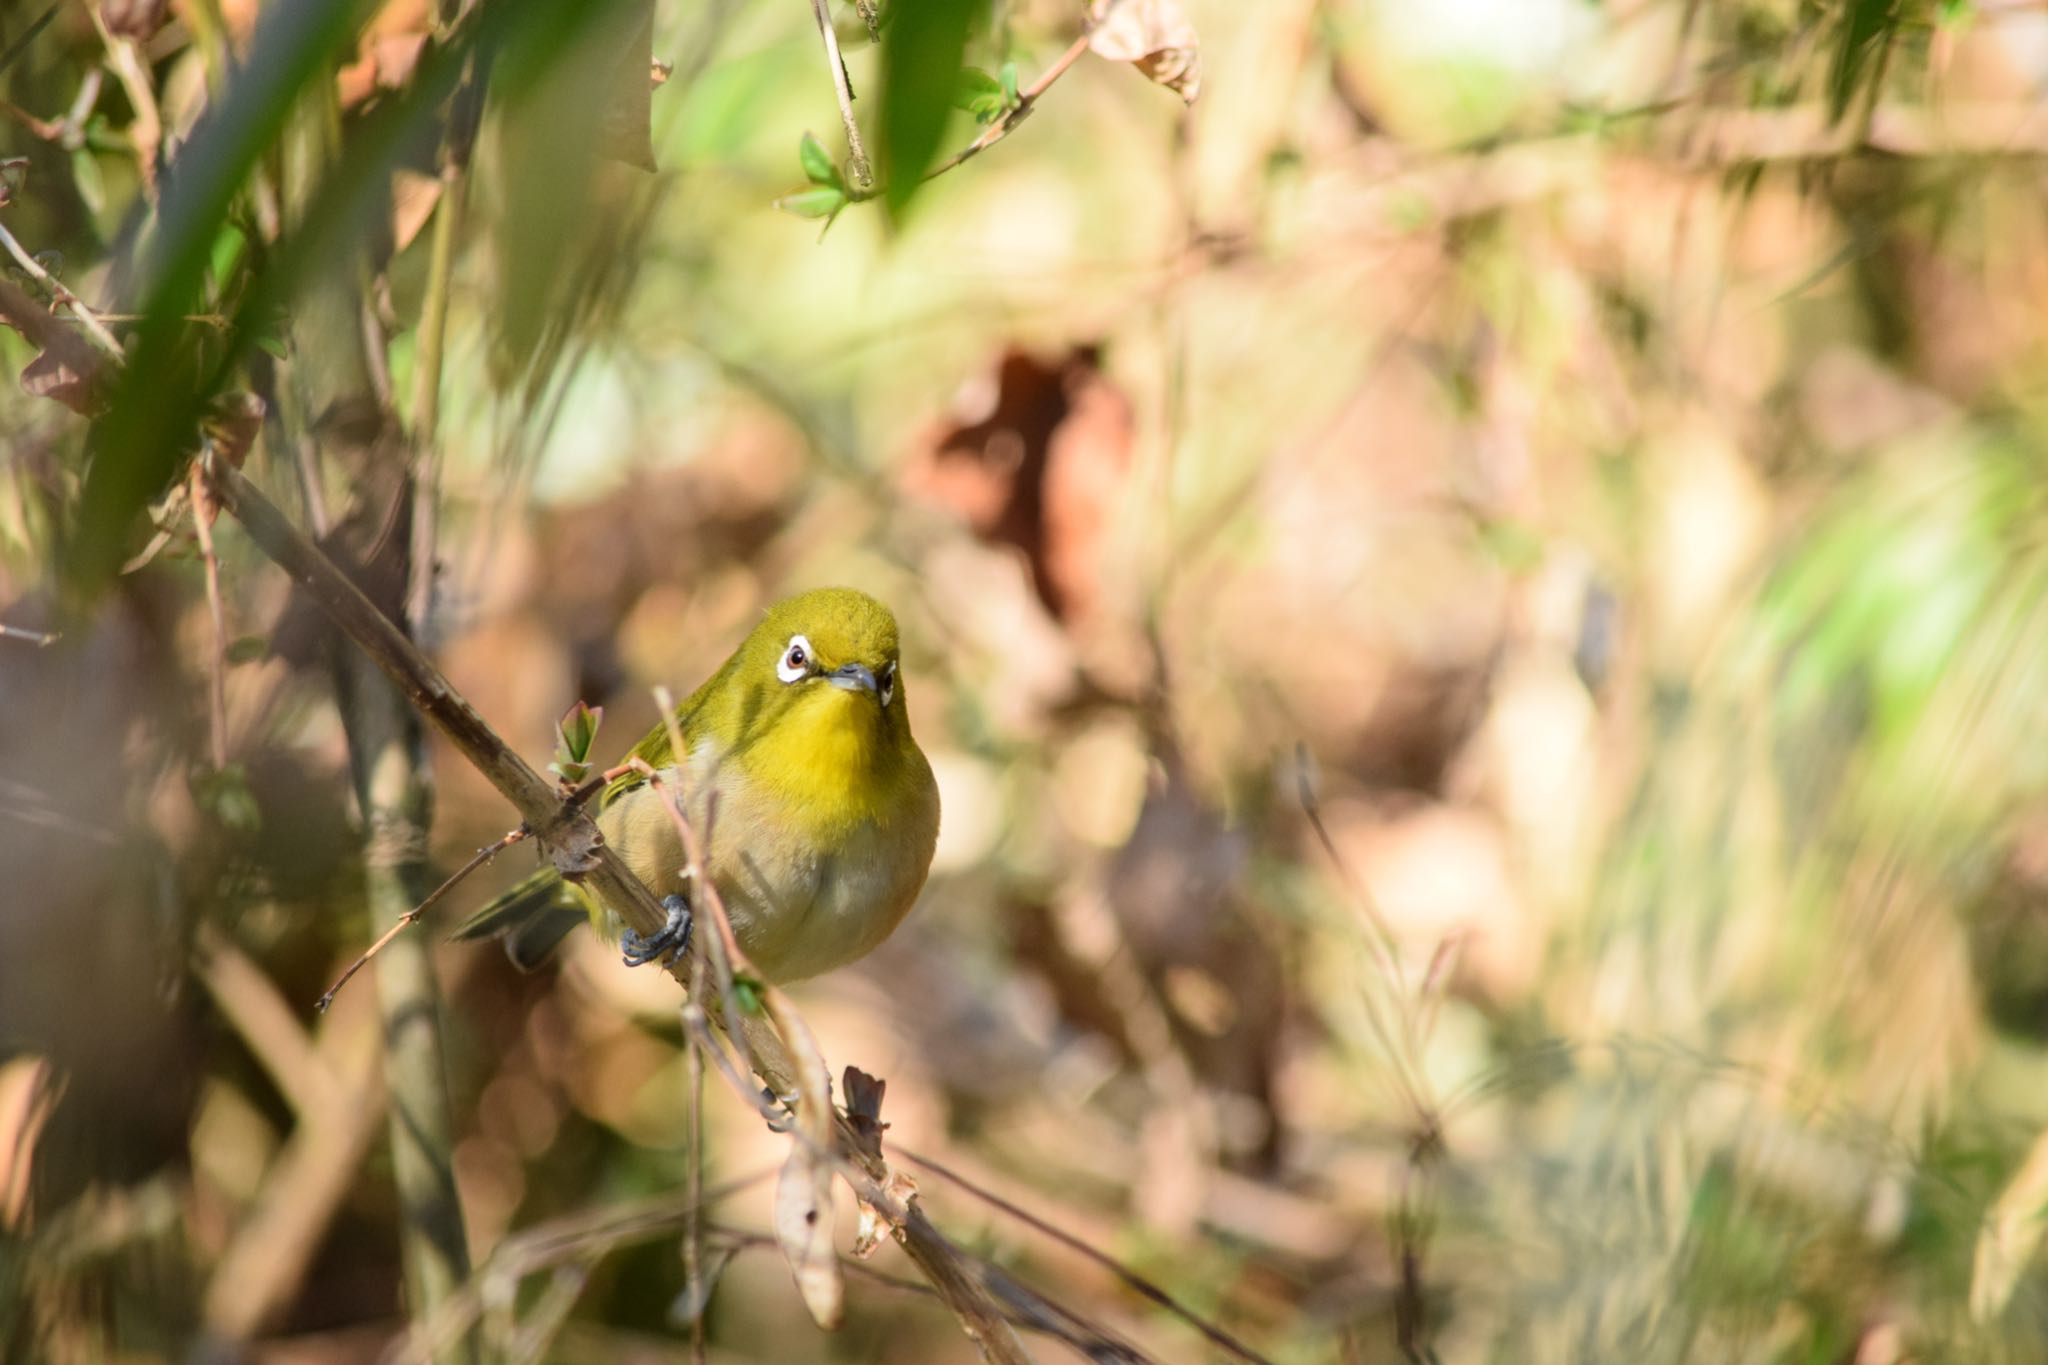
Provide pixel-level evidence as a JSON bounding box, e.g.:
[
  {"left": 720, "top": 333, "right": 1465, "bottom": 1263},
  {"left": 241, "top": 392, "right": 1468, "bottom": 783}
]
[{"left": 315, "top": 825, "right": 530, "bottom": 1012}]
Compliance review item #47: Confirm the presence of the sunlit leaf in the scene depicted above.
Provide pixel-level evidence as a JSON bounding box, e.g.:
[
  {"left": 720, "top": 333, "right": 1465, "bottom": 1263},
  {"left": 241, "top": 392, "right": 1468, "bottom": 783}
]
[
  {"left": 777, "top": 185, "right": 846, "bottom": 220},
  {"left": 799, "top": 131, "right": 840, "bottom": 187}
]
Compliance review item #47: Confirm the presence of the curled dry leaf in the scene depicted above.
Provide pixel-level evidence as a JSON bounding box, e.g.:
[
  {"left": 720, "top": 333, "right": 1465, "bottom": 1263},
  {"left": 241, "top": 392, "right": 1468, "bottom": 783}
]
[
  {"left": 774, "top": 1137, "right": 844, "bottom": 1328},
  {"left": 764, "top": 991, "right": 843, "bottom": 1329},
  {"left": 21, "top": 348, "right": 104, "bottom": 416},
  {"left": 1088, "top": 0, "right": 1201, "bottom": 104},
  {"left": 0, "top": 282, "right": 110, "bottom": 416}
]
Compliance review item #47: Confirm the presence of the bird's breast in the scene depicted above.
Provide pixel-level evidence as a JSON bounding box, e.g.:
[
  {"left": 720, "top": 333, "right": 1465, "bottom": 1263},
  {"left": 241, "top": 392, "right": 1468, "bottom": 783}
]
[{"left": 688, "top": 740, "right": 939, "bottom": 982}]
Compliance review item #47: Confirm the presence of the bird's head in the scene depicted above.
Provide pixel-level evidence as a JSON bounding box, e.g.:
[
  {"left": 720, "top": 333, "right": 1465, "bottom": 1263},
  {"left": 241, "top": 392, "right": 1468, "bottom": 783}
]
[{"left": 711, "top": 589, "right": 914, "bottom": 788}]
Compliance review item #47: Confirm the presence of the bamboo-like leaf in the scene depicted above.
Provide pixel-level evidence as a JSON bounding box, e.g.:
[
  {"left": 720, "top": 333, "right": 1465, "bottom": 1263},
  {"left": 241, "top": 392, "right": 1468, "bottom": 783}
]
[
  {"left": 876, "top": 0, "right": 977, "bottom": 219},
  {"left": 68, "top": 0, "right": 366, "bottom": 597}
]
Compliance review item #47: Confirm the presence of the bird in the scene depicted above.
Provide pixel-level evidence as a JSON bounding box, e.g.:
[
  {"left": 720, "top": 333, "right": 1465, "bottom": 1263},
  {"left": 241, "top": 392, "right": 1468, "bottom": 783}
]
[{"left": 454, "top": 587, "right": 941, "bottom": 983}]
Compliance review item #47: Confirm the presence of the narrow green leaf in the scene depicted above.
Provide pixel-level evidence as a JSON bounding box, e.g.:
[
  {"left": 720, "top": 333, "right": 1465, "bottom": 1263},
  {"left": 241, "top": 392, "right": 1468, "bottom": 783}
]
[
  {"left": 798, "top": 131, "right": 840, "bottom": 187},
  {"left": 877, "top": 0, "right": 979, "bottom": 219},
  {"left": 1827, "top": 0, "right": 1902, "bottom": 124},
  {"left": 778, "top": 185, "right": 848, "bottom": 219}
]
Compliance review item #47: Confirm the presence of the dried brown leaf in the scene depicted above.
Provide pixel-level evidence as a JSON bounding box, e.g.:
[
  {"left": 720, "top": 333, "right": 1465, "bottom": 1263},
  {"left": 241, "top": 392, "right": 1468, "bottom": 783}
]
[
  {"left": 21, "top": 347, "right": 105, "bottom": 415},
  {"left": 764, "top": 991, "right": 843, "bottom": 1329},
  {"left": 1089, "top": 0, "right": 1201, "bottom": 103},
  {"left": 774, "top": 1140, "right": 843, "bottom": 1328},
  {"left": 1, "top": 280, "right": 111, "bottom": 415},
  {"left": 905, "top": 347, "right": 1135, "bottom": 622}
]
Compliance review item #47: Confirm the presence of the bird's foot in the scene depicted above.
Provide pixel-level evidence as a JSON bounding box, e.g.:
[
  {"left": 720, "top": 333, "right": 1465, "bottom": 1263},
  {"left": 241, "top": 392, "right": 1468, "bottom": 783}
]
[
  {"left": 621, "top": 894, "right": 693, "bottom": 968},
  {"left": 762, "top": 1085, "right": 799, "bottom": 1132}
]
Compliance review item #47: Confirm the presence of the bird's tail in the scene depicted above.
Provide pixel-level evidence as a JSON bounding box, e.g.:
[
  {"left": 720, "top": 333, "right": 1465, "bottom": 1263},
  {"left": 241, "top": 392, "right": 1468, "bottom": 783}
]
[{"left": 450, "top": 869, "right": 587, "bottom": 971}]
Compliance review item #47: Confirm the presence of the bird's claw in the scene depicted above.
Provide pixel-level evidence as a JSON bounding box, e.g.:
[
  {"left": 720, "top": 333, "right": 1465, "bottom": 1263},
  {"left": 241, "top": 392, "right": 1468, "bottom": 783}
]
[
  {"left": 621, "top": 894, "right": 693, "bottom": 968},
  {"left": 762, "top": 1085, "right": 800, "bottom": 1132}
]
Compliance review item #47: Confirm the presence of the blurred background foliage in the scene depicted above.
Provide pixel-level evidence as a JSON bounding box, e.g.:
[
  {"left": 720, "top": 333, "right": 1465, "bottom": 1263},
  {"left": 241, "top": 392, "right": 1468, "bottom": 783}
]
[{"left": 5, "top": 0, "right": 2048, "bottom": 1360}]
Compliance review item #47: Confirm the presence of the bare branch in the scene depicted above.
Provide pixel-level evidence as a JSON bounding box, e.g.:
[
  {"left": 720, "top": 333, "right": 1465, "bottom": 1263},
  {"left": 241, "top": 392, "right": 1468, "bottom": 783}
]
[{"left": 315, "top": 826, "right": 530, "bottom": 1013}]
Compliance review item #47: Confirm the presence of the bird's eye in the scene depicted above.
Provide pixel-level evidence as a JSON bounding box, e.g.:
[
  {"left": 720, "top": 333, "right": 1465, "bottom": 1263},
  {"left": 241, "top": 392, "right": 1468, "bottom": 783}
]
[
  {"left": 777, "top": 634, "right": 812, "bottom": 684},
  {"left": 877, "top": 661, "right": 896, "bottom": 707}
]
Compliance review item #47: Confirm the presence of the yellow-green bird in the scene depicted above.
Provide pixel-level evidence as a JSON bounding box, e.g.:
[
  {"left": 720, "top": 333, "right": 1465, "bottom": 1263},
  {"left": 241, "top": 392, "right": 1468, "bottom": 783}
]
[{"left": 455, "top": 588, "right": 941, "bottom": 982}]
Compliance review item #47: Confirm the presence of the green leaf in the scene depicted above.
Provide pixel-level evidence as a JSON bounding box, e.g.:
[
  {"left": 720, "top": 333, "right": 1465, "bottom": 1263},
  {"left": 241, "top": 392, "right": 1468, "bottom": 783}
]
[
  {"left": 1827, "top": 0, "right": 1902, "bottom": 124},
  {"left": 777, "top": 184, "right": 847, "bottom": 220},
  {"left": 798, "top": 131, "right": 840, "bottom": 186},
  {"left": 953, "top": 66, "right": 1009, "bottom": 124},
  {"left": 732, "top": 975, "right": 765, "bottom": 1015},
  {"left": 1000, "top": 60, "right": 1019, "bottom": 105},
  {"left": 551, "top": 700, "right": 604, "bottom": 783},
  {"left": 877, "top": 0, "right": 979, "bottom": 219}
]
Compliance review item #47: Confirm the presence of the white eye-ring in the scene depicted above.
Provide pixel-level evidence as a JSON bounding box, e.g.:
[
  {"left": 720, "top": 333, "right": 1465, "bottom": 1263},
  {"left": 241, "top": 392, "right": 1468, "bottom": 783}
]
[
  {"left": 777, "top": 634, "right": 813, "bottom": 684},
  {"left": 877, "top": 661, "right": 896, "bottom": 707}
]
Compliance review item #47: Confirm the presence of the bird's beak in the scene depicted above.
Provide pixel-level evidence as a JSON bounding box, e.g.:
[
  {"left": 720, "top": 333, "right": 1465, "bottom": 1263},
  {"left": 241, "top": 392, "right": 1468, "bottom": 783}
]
[{"left": 827, "top": 662, "right": 879, "bottom": 697}]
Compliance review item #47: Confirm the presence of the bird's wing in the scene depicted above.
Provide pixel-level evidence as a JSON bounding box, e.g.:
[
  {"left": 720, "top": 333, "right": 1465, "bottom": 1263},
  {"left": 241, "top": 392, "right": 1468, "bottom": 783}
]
[{"left": 597, "top": 668, "right": 722, "bottom": 812}]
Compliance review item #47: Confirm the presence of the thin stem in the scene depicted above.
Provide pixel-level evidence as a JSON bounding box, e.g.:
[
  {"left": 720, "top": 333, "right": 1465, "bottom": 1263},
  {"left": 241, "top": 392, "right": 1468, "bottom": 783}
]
[
  {"left": 0, "top": 622, "right": 58, "bottom": 646},
  {"left": 808, "top": 0, "right": 872, "bottom": 190},
  {"left": 88, "top": 1, "right": 161, "bottom": 197},
  {"left": 315, "top": 826, "right": 529, "bottom": 1013},
  {"left": 922, "top": 29, "right": 1091, "bottom": 183}
]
